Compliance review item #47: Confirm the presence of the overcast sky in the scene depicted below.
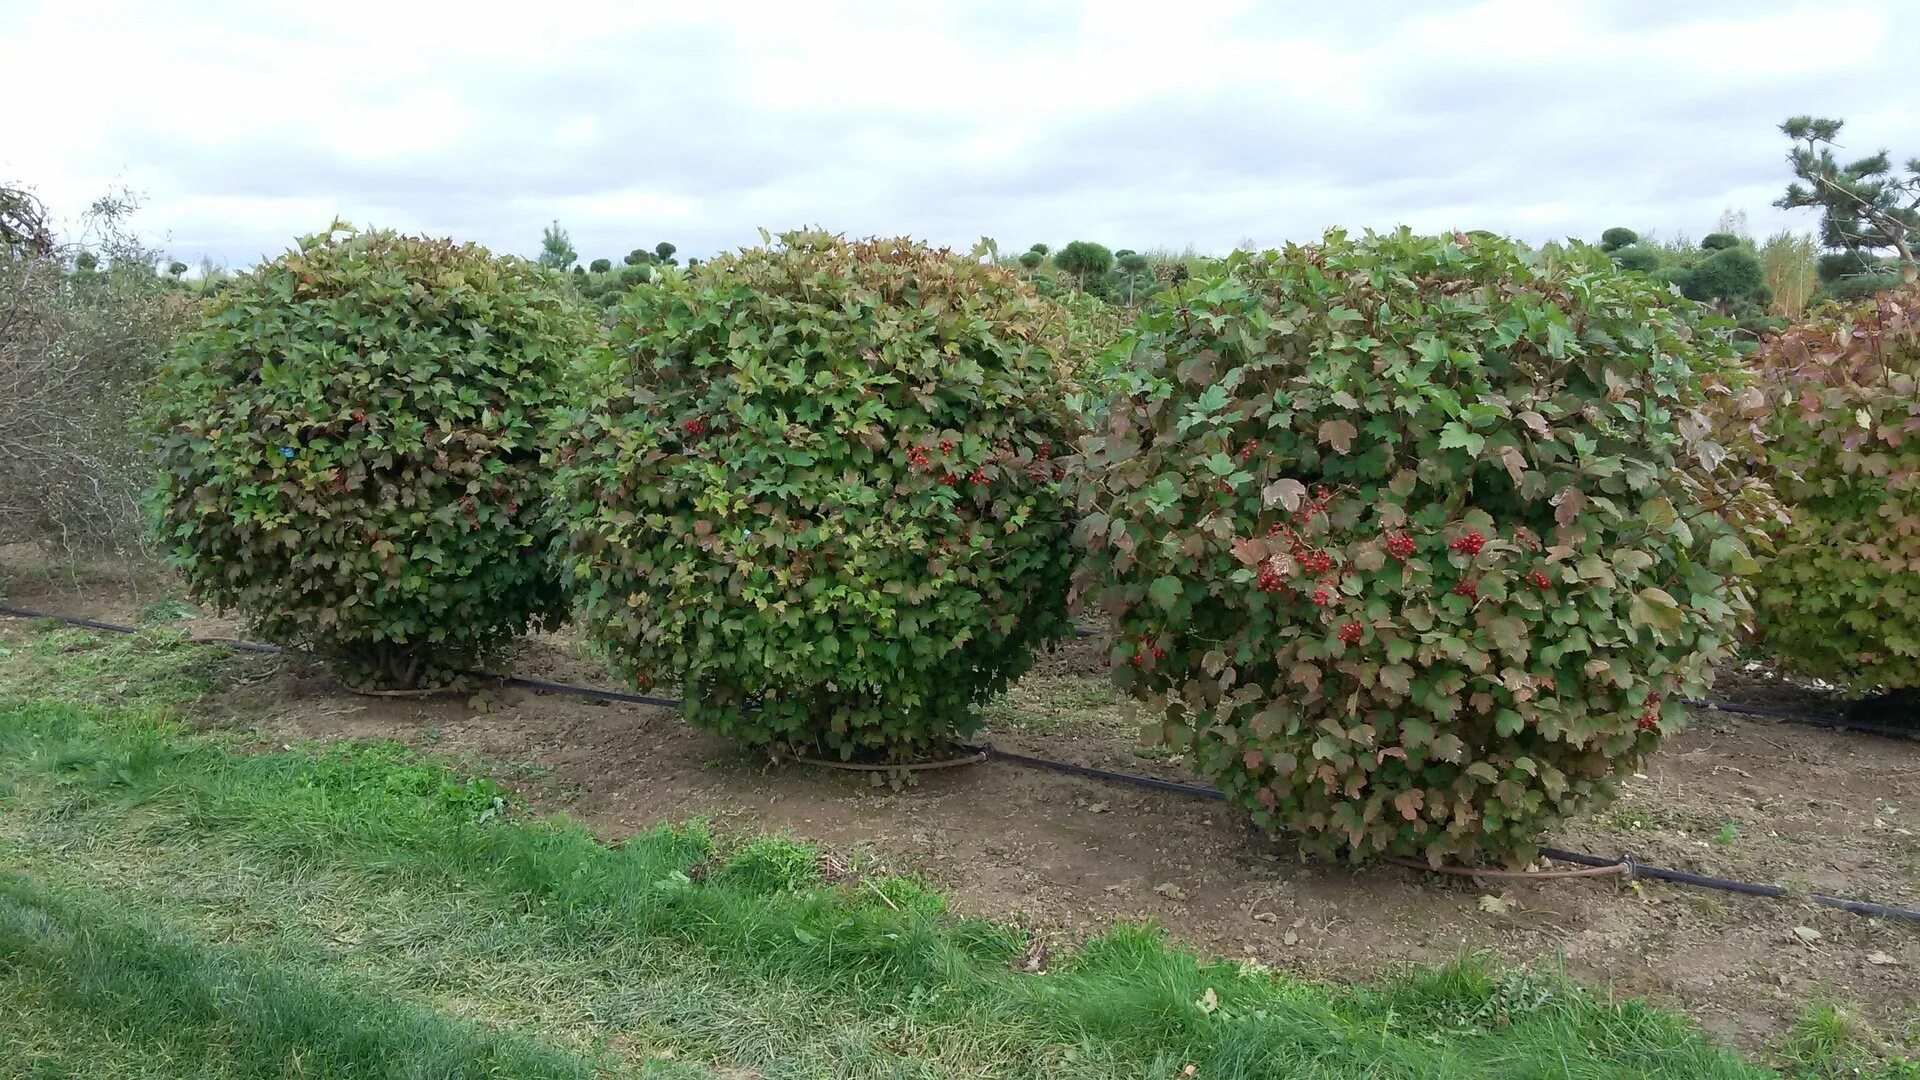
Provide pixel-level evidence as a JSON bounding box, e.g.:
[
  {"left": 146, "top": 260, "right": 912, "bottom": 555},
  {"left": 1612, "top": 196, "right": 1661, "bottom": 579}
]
[{"left": 5, "top": 0, "right": 1910, "bottom": 270}]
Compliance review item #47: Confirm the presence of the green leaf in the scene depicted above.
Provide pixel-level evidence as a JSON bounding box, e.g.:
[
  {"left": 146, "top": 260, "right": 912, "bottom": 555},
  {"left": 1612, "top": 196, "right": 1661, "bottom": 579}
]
[
  {"left": 1438, "top": 422, "right": 1485, "bottom": 456},
  {"left": 1149, "top": 576, "right": 1183, "bottom": 611}
]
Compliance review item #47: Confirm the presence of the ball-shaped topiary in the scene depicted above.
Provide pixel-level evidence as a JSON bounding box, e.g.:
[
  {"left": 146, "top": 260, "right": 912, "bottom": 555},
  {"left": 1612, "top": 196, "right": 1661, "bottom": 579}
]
[
  {"left": 1682, "top": 247, "right": 1765, "bottom": 304},
  {"left": 589, "top": 257, "right": 612, "bottom": 274},
  {"left": 1071, "top": 229, "right": 1775, "bottom": 865},
  {"left": 1599, "top": 227, "right": 1640, "bottom": 252},
  {"left": 1054, "top": 241, "right": 1114, "bottom": 284},
  {"left": 1611, "top": 246, "right": 1661, "bottom": 274},
  {"left": 1700, "top": 232, "right": 1743, "bottom": 251},
  {"left": 150, "top": 224, "right": 592, "bottom": 687},
  {"left": 552, "top": 231, "right": 1081, "bottom": 759},
  {"left": 1745, "top": 288, "right": 1920, "bottom": 692}
]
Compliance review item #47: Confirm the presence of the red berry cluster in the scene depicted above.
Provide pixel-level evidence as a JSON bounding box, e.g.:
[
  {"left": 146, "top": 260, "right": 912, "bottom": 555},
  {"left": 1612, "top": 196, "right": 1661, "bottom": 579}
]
[
  {"left": 1449, "top": 531, "right": 1486, "bottom": 556},
  {"left": 1637, "top": 692, "right": 1663, "bottom": 732},
  {"left": 1384, "top": 531, "right": 1416, "bottom": 562},
  {"left": 1527, "top": 570, "right": 1552, "bottom": 589},
  {"left": 1259, "top": 484, "right": 1342, "bottom": 602},
  {"left": 907, "top": 445, "right": 931, "bottom": 469},
  {"left": 1238, "top": 438, "right": 1260, "bottom": 463},
  {"left": 1129, "top": 640, "right": 1169, "bottom": 666},
  {"left": 1452, "top": 580, "right": 1478, "bottom": 600},
  {"left": 1337, "top": 621, "right": 1363, "bottom": 644},
  {"left": 1257, "top": 559, "right": 1288, "bottom": 593},
  {"left": 681, "top": 417, "right": 708, "bottom": 438},
  {"left": 939, "top": 473, "right": 959, "bottom": 486},
  {"left": 969, "top": 467, "right": 990, "bottom": 485}
]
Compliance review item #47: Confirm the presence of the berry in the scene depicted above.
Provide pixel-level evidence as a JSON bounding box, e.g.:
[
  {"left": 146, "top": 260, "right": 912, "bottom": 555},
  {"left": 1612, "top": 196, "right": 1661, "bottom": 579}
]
[
  {"left": 1311, "top": 587, "right": 1333, "bottom": 607},
  {"left": 1449, "top": 531, "right": 1486, "bottom": 556},
  {"left": 939, "top": 474, "right": 959, "bottom": 486},
  {"left": 1337, "top": 622, "right": 1363, "bottom": 644},
  {"left": 940, "top": 439, "right": 954, "bottom": 454},
  {"left": 1528, "top": 570, "right": 1551, "bottom": 589},
  {"left": 1452, "top": 580, "right": 1478, "bottom": 600},
  {"left": 1384, "top": 532, "right": 1416, "bottom": 562},
  {"left": 1636, "top": 712, "right": 1660, "bottom": 733},
  {"left": 1130, "top": 652, "right": 1145, "bottom": 667},
  {"left": 969, "top": 468, "right": 990, "bottom": 484},
  {"left": 1152, "top": 646, "right": 1167, "bottom": 660},
  {"left": 681, "top": 417, "right": 708, "bottom": 438}
]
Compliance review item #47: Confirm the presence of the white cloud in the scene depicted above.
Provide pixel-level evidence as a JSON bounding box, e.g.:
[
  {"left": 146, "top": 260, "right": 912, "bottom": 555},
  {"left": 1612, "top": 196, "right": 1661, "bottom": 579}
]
[{"left": 1, "top": 0, "right": 1908, "bottom": 267}]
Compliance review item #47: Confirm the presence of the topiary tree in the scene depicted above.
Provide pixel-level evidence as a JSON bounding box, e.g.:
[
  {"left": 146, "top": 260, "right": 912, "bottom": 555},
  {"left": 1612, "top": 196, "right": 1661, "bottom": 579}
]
[
  {"left": 1744, "top": 286, "right": 1920, "bottom": 694},
  {"left": 151, "top": 225, "right": 594, "bottom": 688},
  {"left": 1681, "top": 246, "right": 1765, "bottom": 304},
  {"left": 589, "top": 258, "right": 612, "bottom": 274},
  {"left": 1611, "top": 246, "right": 1660, "bottom": 273},
  {"left": 166, "top": 260, "right": 188, "bottom": 277},
  {"left": 653, "top": 241, "right": 677, "bottom": 265},
  {"left": 1053, "top": 241, "right": 1114, "bottom": 288},
  {"left": 1029, "top": 243, "right": 1050, "bottom": 256},
  {"left": 617, "top": 262, "right": 653, "bottom": 286},
  {"left": 552, "top": 231, "right": 1081, "bottom": 760},
  {"left": 1777, "top": 115, "right": 1918, "bottom": 284},
  {"left": 1017, "top": 250, "right": 1044, "bottom": 270},
  {"left": 1700, "top": 233, "right": 1743, "bottom": 251},
  {"left": 1599, "top": 228, "right": 1639, "bottom": 252},
  {"left": 624, "top": 248, "right": 655, "bottom": 267},
  {"left": 1071, "top": 229, "right": 1776, "bottom": 866}
]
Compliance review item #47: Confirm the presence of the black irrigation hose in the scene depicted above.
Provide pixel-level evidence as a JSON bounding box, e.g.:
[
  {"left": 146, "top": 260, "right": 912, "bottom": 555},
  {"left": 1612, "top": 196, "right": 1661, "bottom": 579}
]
[
  {"left": 1682, "top": 696, "right": 1920, "bottom": 741},
  {"left": 4, "top": 602, "right": 1920, "bottom": 923}
]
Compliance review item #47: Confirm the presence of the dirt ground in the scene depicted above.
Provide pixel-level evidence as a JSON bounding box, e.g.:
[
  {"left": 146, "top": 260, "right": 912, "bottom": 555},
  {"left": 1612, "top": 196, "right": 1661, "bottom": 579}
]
[{"left": 4, "top": 552, "right": 1917, "bottom": 1053}]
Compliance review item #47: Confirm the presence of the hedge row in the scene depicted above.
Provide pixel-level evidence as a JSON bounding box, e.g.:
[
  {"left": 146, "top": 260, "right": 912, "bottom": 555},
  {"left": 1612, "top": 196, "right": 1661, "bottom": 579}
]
[{"left": 150, "top": 224, "right": 1901, "bottom": 866}]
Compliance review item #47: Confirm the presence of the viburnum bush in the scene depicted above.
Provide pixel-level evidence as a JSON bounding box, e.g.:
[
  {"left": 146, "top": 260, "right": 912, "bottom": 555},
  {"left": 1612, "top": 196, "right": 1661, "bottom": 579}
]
[
  {"left": 150, "top": 225, "right": 592, "bottom": 687},
  {"left": 1071, "top": 229, "right": 1778, "bottom": 865},
  {"left": 1744, "top": 287, "right": 1920, "bottom": 692},
  {"left": 551, "top": 231, "right": 1079, "bottom": 760}
]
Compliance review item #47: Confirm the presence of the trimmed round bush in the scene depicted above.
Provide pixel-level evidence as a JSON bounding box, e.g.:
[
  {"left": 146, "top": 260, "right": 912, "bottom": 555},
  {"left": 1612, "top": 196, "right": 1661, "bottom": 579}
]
[
  {"left": 151, "top": 225, "right": 592, "bottom": 686},
  {"left": 1700, "top": 232, "right": 1742, "bottom": 251},
  {"left": 1611, "top": 246, "right": 1660, "bottom": 274},
  {"left": 589, "top": 257, "right": 612, "bottom": 274},
  {"left": 553, "top": 231, "right": 1080, "bottom": 759},
  {"left": 1071, "top": 230, "right": 1773, "bottom": 865},
  {"left": 1681, "top": 247, "right": 1764, "bottom": 304},
  {"left": 1599, "top": 227, "right": 1639, "bottom": 252},
  {"left": 1747, "top": 287, "right": 1920, "bottom": 691}
]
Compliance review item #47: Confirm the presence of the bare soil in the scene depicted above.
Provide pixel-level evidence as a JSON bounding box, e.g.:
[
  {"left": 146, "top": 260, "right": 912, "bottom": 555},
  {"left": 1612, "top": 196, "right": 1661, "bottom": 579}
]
[{"left": 4, "top": 553, "right": 1917, "bottom": 1053}]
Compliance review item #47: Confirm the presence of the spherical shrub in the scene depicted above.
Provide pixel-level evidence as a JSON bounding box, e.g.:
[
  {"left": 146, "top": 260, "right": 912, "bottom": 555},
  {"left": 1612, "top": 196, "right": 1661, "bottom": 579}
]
[
  {"left": 1681, "top": 247, "right": 1765, "bottom": 304},
  {"left": 151, "top": 225, "right": 592, "bottom": 687},
  {"left": 1599, "top": 227, "right": 1639, "bottom": 252},
  {"left": 589, "top": 257, "right": 612, "bottom": 274},
  {"left": 1700, "top": 232, "right": 1743, "bottom": 251},
  {"left": 1746, "top": 287, "right": 1920, "bottom": 691},
  {"left": 1611, "top": 246, "right": 1660, "bottom": 274},
  {"left": 1054, "top": 241, "right": 1114, "bottom": 284},
  {"left": 1017, "top": 250, "right": 1044, "bottom": 270},
  {"left": 553, "top": 231, "right": 1080, "bottom": 760},
  {"left": 1071, "top": 229, "right": 1775, "bottom": 865}
]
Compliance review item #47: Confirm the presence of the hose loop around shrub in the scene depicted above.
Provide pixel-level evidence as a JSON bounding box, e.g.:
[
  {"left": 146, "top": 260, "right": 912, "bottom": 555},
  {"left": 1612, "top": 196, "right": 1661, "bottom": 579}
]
[{"left": 2, "top": 603, "right": 1917, "bottom": 923}]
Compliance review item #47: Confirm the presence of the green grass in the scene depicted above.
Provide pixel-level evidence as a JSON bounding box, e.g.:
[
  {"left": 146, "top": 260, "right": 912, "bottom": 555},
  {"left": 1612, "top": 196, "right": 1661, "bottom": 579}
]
[{"left": 0, "top": 624, "right": 1909, "bottom": 1078}]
